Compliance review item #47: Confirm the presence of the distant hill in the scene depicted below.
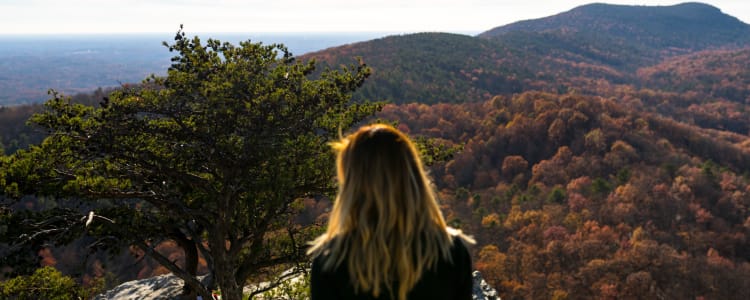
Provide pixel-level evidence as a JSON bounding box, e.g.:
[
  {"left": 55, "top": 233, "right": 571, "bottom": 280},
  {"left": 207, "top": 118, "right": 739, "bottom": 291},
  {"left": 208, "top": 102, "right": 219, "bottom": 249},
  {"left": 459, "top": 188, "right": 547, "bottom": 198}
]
[
  {"left": 303, "top": 31, "right": 637, "bottom": 104},
  {"left": 480, "top": 2, "right": 750, "bottom": 55},
  {"left": 303, "top": 33, "right": 528, "bottom": 104},
  {"left": 638, "top": 48, "right": 750, "bottom": 101},
  {"left": 303, "top": 3, "right": 750, "bottom": 105}
]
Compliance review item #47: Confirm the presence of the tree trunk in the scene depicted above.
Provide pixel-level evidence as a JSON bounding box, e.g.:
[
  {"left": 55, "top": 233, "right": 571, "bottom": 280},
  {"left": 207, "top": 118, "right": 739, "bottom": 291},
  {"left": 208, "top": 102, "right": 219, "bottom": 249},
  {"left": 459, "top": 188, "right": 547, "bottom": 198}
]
[
  {"left": 214, "top": 252, "right": 243, "bottom": 300},
  {"left": 172, "top": 228, "right": 200, "bottom": 299},
  {"left": 210, "top": 227, "right": 243, "bottom": 300},
  {"left": 218, "top": 278, "right": 242, "bottom": 300}
]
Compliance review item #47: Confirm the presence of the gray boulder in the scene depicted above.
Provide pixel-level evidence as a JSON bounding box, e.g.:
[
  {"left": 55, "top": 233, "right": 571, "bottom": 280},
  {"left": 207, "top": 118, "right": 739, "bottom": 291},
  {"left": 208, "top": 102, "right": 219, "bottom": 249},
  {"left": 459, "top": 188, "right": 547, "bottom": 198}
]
[{"left": 93, "top": 273, "right": 186, "bottom": 300}]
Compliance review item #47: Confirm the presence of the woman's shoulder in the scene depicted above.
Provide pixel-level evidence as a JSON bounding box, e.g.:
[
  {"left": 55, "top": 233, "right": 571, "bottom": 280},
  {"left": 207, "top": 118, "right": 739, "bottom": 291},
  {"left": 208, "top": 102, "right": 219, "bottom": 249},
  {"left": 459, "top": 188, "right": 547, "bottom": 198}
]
[
  {"left": 310, "top": 235, "right": 347, "bottom": 272},
  {"left": 447, "top": 227, "right": 475, "bottom": 248},
  {"left": 446, "top": 227, "right": 474, "bottom": 265}
]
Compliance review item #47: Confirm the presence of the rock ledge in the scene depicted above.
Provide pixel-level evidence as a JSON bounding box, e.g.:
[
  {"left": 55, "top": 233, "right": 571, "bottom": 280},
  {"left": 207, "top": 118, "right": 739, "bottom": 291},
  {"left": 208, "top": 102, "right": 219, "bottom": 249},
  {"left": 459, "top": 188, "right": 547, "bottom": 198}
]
[{"left": 96, "top": 270, "right": 500, "bottom": 299}]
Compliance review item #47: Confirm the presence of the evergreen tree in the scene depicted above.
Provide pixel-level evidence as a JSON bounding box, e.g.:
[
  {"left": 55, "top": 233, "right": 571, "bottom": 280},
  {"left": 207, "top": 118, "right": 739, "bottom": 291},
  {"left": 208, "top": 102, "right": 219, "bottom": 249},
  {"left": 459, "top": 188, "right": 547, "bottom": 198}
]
[{"left": 1, "top": 26, "right": 380, "bottom": 300}]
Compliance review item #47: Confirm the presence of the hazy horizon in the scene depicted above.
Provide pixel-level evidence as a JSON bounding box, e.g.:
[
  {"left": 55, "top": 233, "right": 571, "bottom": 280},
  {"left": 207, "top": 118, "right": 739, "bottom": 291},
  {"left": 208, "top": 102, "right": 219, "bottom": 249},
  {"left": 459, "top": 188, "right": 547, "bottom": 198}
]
[
  {"left": 2, "top": 1, "right": 748, "bottom": 35},
  {"left": 0, "top": 32, "right": 398, "bottom": 106},
  {"left": 0, "top": 32, "right": 408, "bottom": 57}
]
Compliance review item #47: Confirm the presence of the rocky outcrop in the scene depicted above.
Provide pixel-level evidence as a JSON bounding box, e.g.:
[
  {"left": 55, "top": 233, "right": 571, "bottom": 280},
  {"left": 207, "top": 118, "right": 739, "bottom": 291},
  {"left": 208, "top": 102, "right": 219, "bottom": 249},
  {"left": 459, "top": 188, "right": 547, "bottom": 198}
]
[
  {"left": 95, "top": 270, "right": 500, "bottom": 299},
  {"left": 94, "top": 273, "right": 187, "bottom": 300},
  {"left": 472, "top": 271, "right": 499, "bottom": 300}
]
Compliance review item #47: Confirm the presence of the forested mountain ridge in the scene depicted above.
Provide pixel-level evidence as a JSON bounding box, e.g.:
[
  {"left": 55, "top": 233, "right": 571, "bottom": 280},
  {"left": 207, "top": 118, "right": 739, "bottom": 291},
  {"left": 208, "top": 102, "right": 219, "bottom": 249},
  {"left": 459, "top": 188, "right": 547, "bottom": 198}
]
[
  {"left": 303, "top": 2, "right": 750, "bottom": 105},
  {"left": 638, "top": 48, "right": 750, "bottom": 100},
  {"left": 303, "top": 31, "right": 633, "bottom": 104},
  {"left": 303, "top": 33, "right": 528, "bottom": 103},
  {"left": 480, "top": 2, "right": 750, "bottom": 54}
]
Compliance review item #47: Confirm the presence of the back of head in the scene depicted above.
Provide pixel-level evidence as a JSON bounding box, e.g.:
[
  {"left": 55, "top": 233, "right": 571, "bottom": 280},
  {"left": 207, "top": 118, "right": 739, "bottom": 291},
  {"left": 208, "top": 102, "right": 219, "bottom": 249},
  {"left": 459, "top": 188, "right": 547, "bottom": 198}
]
[
  {"left": 338, "top": 124, "right": 428, "bottom": 234},
  {"left": 309, "top": 124, "right": 455, "bottom": 300}
]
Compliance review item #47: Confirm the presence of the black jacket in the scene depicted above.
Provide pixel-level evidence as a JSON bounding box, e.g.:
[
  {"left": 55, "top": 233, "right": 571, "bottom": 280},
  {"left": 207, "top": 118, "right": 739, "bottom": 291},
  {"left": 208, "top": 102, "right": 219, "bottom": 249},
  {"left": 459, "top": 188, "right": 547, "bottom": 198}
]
[{"left": 311, "top": 236, "right": 472, "bottom": 300}]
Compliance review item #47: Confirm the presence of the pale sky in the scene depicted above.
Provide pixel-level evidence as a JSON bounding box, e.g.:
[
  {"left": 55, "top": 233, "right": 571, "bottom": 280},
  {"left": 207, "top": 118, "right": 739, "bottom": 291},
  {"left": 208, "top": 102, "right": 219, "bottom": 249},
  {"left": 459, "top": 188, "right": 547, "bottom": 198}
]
[{"left": 1, "top": 0, "right": 748, "bottom": 34}]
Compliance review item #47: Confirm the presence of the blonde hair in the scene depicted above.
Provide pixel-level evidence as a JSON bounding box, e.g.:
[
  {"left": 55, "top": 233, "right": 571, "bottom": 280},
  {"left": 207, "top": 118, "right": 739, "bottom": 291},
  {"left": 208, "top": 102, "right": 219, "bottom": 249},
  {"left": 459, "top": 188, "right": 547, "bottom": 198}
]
[{"left": 308, "top": 123, "right": 471, "bottom": 300}]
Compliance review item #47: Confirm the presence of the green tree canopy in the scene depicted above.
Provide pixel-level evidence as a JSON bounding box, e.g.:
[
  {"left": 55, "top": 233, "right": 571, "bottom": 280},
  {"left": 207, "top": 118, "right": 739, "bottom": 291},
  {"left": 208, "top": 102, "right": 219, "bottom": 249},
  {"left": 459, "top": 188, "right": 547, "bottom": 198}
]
[
  {"left": 0, "top": 266, "right": 101, "bottom": 300},
  {"left": 1, "top": 27, "right": 380, "bottom": 300}
]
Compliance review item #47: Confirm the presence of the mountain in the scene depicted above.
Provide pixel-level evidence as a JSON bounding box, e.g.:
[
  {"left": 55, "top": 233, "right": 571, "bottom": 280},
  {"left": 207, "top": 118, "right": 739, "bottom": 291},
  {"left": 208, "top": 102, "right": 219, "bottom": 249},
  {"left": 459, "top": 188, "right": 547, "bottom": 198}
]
[
  {"left": 303, "top": 33, "right": 528, "bottom": 104},
  {"left": 480, "top": 2, "right": 750, "bottom": 54},
  {"left": 303, "top": 31, "right": 637, "bottom": 104},
  {"left": 303, "top": 3, "right": 750, "bottom": 105}
]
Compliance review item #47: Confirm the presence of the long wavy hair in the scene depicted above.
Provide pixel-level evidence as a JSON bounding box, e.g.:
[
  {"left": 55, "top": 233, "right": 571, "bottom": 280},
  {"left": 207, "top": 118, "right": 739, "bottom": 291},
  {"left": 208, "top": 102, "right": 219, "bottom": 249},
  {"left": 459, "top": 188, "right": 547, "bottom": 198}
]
[{"left": 308, "top": 123, "right": 470, "bottom": 300}]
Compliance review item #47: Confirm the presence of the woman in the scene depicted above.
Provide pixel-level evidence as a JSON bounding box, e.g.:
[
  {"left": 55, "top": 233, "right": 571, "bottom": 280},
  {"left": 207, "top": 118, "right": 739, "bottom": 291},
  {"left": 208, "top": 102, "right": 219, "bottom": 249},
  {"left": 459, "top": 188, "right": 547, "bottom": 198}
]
[{"left": 308, "top": 124, "right": 474, "bottom": 300}]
